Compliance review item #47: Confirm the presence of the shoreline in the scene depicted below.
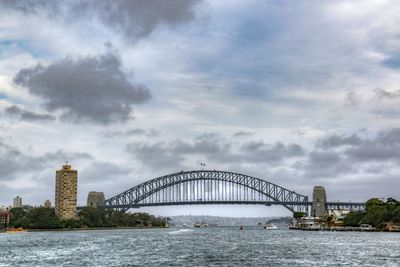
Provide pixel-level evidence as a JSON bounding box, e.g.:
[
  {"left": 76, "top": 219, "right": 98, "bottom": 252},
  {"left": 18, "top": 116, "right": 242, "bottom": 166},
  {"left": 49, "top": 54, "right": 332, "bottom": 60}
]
[
  {"left": 289, "top": 227, "right": 400, "bottom": 233},
  {"left": 1, "top": 226, "right": 168, "bottom": 233}
]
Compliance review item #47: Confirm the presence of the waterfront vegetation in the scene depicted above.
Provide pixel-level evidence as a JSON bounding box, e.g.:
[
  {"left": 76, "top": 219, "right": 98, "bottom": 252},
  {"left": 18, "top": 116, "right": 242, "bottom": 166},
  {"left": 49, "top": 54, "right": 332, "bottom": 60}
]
[
  {"left": 6, "top": 207, "right": 167, "bottom": 230},
  {"left": 344, "top": 198, "right": 400, "bottom": 228}
]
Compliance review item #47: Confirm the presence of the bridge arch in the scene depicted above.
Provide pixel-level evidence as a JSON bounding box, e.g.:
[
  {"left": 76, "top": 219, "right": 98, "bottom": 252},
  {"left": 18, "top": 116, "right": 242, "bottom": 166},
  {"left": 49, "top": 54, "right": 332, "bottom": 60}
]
[{"left": 103, "top": 170, "right": 309, "bottom": 213}]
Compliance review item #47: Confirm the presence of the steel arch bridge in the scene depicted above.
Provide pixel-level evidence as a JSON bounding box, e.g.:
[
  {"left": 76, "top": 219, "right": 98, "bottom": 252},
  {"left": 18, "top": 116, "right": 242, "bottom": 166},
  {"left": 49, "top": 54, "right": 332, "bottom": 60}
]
[{"left": 103, "top": 170, "right": 310, "bottom": 213}]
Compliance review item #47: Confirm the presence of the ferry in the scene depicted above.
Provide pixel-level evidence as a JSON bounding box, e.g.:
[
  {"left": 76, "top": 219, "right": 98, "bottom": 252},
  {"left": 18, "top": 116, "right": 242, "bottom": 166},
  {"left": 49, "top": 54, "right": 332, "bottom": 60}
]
[
  {"left": 5, "top": 227, "right": 27, "bottom": 233},
  {"left": 193, "top": 222, "right": 208, "bottom": 227},
  {"left": 264, "top": 224, "right": 278, "bottom": 230}
]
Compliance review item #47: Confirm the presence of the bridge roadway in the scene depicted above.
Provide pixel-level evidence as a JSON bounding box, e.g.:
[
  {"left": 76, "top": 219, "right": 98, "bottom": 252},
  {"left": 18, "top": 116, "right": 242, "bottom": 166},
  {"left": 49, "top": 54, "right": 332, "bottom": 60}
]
[
  {"left": 77, "top": 170, "right": 366, "bottom": 214},
  {"left": 94, "top": 201, "right": 365, "bottom": 211}
]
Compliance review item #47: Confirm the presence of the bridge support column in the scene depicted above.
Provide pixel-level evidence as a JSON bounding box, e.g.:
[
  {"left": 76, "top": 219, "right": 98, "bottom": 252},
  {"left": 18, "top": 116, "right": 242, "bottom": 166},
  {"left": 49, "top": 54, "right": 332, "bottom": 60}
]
[{"left": 312, "top": 186, "right": 327, "bottom": 217}]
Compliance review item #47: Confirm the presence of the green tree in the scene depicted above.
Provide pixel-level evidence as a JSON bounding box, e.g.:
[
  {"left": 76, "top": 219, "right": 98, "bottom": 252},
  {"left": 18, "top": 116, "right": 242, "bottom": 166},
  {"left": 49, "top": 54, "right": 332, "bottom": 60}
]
[
  {"left": 79, "top": 207, "right": 111, "bottom": 227},
  {"left": 366, "top": 198, "right": 384, "bottom": 211},
  {"left": 21, "top": 208, "right": 62, "bottom": 229},
  {"left": 343, "top": 211, "right": 365, "bottom": 226},
  {"left": 9, "top": 207, "right": 26, "bottom": 226},
  {"left": 293, "top": 212, "right": 306, "bottom": 219},
  {"left": 386, "top": 198, "right": 400, "bottom": 205},
  {"left": 62, "top": 219, "right": 82, "bottom": 229},
  {"left": 360, "top": 206, "right": 385, "bottom": 227}
]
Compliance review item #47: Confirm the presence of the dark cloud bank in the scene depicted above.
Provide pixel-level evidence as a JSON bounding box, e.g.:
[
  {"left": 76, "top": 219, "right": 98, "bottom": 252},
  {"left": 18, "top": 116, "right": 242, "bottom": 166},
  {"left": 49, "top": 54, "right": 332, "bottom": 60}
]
[
  {"left": 0, "top": 140, "right": 91, "bottom": 182},
  {"left": 4, "top": 105, "right": 56, "bottom": 122},
  {"left": 14, "top": 53, "right": 150, "bottom": 124},
  {"left": 126, "top": 128, "right": 400, "bottom": 183},
  {"left": 1, "top": 0, "right": 202, "bottom": 42},
  {"left": 126, "top": 138, "right": 305, "bottom": 170}
]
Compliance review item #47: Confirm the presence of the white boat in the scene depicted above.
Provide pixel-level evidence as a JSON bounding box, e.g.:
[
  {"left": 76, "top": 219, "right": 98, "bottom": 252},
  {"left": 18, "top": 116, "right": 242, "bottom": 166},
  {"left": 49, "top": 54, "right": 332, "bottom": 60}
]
[{"left": 264, "top": 223, "right": 278, "bottom": 230}]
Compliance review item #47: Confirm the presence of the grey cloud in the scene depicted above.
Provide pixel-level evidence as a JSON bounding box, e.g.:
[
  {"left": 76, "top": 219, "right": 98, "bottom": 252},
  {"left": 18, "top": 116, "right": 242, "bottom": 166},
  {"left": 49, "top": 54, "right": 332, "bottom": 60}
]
[
  {"left": 344, "top": 128, "right": 400, "bottom": 162},
  {"left": 1, "top": 0, "right": 202, "bottom": 42},
  {"left": 376, "top": 128, "right": 400, "bottom": 145},
  {"left": 126, "top": 138, "right": 305, "bottom": 170},
  {"left": 14, "top": 53, "right": 151, "bottom": 124},
  {"left": 0, "top": 140, "right": 92, "bottom": 182},
  {"left": 127, "top": 142, "right": 186, "bottom": 170},
  {"left": 304, "top": 128, "right": 400, "bottom": 179},
  {"left": 308, "top": 151, "right": 341, "bottom": 167},
  {"left": 345, "top": 142, "right": 400, "bottom": 162},
  {"left": 103, "top": 128, "right": 159, "bottom": 138},
  {"left": 241, "top": 141, "right": 305, "bottom": 163},
  {"left": 194, "top": 132, "right": 221, "bottom": 141},
  {"left": 81, "top": 0, "right": 202, "bottom": 41},
  {"left": 171, "top": 139, "right": 231, "bottom": 158},
  {"left": 41, "top": 150, "right": 93, "bottom": 162},
  {"left": 0, "top": 141, "right": 26, "bottom": 181},
  {"left": 345, "top": 92, "right": 359, "bottom": 107},
  {"left": 4, "top": 105, "right": 56, "bottom": 122},
  {"left": 80, "top": 161, "right": 132, "bottom": 183},
  {"left": 374, "top": 88, "right": 400, "bottom": 99},
  {"left": 317, "top": 134, "right": 363, "bottom": 149},
  {"left": 126, "top": 138, "right": 232, "bottom": 170},
  {"left": 233, "top": 131, "right": 254, "bottom": 137},
  {"left": 0, "top": 0, "right": 58, "bottom": 14},
  {"left": 293, "top": 150, "right": 355, "bottom": 180}
]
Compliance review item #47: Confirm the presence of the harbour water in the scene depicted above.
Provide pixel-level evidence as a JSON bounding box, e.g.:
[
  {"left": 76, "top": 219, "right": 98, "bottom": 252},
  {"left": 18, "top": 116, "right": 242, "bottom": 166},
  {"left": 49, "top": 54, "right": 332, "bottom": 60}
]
[{"left": 1, "top": 227, "right": 400, "bottom": 266}]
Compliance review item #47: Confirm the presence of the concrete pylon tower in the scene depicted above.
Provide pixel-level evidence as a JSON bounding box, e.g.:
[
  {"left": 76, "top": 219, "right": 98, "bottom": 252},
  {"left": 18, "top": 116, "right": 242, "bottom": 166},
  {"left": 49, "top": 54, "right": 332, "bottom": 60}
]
[
  {"left": 312, "top": 186, "right": 327, "bottom": 218},
  {"left": 87, "top": 192, "right": 105, "bottom": 208}
]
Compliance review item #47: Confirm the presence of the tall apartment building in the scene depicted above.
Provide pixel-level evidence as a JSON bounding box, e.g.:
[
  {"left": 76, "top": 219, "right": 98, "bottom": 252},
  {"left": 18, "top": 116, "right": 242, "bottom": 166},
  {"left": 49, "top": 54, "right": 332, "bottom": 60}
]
[
  {"left": 55, "top": 163, "right": 78, "bottom": 220},
  {"left": 13, "top": 196, "right": 22, "bottom": 208}
]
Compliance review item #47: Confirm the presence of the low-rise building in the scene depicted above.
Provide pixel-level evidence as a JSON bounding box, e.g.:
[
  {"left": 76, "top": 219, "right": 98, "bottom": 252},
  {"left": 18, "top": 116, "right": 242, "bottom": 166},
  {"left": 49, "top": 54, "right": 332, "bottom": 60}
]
[{"left": 0, "top": 211, "right": 11, "bottom": 225}]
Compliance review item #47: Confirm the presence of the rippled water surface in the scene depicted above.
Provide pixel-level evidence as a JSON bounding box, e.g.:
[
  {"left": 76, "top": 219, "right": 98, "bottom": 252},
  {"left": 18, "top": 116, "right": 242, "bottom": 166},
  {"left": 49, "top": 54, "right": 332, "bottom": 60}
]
[{"left": 1, "top": 227, "right": 400, "bottom": 266}]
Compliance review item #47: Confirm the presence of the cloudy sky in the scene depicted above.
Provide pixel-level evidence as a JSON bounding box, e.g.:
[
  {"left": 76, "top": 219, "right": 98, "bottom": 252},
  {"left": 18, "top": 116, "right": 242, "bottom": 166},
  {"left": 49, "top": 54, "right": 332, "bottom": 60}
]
[{"left": 1, "top": 0, "right": 400, "bottom": 217}]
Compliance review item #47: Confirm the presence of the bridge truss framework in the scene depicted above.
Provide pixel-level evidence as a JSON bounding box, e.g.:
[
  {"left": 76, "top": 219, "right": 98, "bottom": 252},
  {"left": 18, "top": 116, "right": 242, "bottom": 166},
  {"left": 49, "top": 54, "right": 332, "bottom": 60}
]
[{"left": 103, "top": 170, "right": 311, "bottom": 213}]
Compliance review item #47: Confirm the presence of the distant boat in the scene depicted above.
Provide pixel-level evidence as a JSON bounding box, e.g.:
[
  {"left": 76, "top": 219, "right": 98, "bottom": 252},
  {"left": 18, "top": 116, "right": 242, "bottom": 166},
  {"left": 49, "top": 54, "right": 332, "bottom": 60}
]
[
  {"left": 6, "top": 227, "right": 27, "bottom": 233},
  {"left": 264, "top": 224, "right": 278, "bottom": 230},
  {"left": 193, "top": 222, "right": 208, "bottom": 227},
  {"left": 359, "top": 224, "right": 373, "bottom": 231}
]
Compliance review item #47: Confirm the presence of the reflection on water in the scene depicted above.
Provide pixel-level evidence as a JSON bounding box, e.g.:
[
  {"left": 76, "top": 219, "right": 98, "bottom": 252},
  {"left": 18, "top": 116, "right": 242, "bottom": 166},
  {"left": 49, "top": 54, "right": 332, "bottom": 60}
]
[{"left": 1, "top": 227, "right": 400, "bottom": 266}]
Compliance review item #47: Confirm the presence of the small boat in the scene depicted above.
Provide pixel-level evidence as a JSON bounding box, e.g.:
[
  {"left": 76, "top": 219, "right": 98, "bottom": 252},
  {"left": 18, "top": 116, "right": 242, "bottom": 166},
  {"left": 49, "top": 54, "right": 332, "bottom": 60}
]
[
  {"left": 6, "top": 227, "right": 27, "bottom": 233},
  {"left": 193, "top": 222, "right": 208, "bottom": 228},
  {"left": 240, "top": 225, "right": 243, "bottom": 230},
  {"left": 359, "top": 224, "right": 373, "bottom": 231},
  {"left": 264, "top": 224, "right": 278, "bottom": 230}
]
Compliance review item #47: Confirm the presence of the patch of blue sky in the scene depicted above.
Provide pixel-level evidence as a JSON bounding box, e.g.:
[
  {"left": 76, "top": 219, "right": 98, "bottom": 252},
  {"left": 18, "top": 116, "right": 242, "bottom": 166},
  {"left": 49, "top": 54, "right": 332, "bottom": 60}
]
[
  {"left": 0, "top": 92, "right": 7, "bottom": 99},
  {"left": 0, "top": 39, "right": 50, "bottom": 59},
  {"left": 382, "top": 55, "right": 400, "bottom": 69}
]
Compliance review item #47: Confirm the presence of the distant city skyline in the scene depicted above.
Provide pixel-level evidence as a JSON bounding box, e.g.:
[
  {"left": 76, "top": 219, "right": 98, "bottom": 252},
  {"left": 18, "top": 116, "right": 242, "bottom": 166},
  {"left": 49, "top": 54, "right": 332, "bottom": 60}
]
[{"left": 1, "top": 1, "right": 400, "bottom": 217}]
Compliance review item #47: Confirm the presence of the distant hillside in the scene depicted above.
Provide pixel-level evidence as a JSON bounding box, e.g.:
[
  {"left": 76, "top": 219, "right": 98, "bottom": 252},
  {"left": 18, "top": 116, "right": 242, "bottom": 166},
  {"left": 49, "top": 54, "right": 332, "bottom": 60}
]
[{"left": 170, "top": 215, "right": 292, "bottom": 226}]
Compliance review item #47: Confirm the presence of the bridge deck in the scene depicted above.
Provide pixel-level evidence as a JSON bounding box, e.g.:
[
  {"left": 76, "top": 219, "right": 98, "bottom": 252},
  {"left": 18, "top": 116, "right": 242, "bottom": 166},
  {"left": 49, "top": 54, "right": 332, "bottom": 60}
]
[{"left": 77, "top": 201, "right": 365, "bottom": 211}]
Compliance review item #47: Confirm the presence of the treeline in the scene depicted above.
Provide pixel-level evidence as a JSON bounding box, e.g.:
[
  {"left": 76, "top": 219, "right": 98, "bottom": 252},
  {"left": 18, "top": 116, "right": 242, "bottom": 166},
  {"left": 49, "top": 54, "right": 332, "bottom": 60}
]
[
  {"left": 6, "top": 207, "right": 168, "bottom": 229},
  {"left": 344, "top": 198, "right": 400, "bottom": 227}
]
